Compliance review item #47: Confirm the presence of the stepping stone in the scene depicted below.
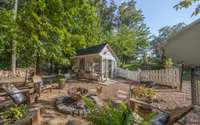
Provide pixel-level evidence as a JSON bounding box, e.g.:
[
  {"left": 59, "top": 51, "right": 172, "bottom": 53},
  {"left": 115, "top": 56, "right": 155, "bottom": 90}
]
[
  {"left": 112, "top": 99, "right": 123, "bottom": 105},
  {"left": 89, "top": 89, "right": 96, "bottom": 93},
  {"left": 116, "top": 94, "right": 127, "bottom": 100},
  {"left": 117, "top": 90, "right": 128, "bottom": 95},
  {"left": 47, "top": 118, "right": 64, "bottom": 125}
]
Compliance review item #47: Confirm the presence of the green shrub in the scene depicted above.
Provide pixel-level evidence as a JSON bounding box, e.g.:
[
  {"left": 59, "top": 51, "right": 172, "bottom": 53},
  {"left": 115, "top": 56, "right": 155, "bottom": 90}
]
[
  {"left": 82, "top": 96, "right": 152, "bottom": 125},
  {"left": 132, "top": 86, "right": 156, "bottom": 103},
  {"left": 58, "top": 78, "right": 65, "bottom": 84},
  {"left": 56, "top": 75, "right": 66, "bottom": 84},
  {"left": 163, "top": 57, "right": 173, "bottom": 69},
  {"left": 121, "top": 63, "right": 141, "bottom": 71},
  {"left": 56, "top": 74, "right": 65, "bottom": 81},
  {"left": 1, "top": 104, "right": 28, "bottom": 124}
]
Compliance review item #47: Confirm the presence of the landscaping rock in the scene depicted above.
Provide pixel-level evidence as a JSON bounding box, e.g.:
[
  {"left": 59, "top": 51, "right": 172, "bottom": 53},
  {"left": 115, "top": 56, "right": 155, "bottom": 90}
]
[
  {"left": 56, "top": 96, "right": 65, "bottom": 105},
  {"left": 47, "top": 118, "right": 64, "bottom": 125},
  {"left": 66, "top": 120, "right": 79, "bottom": 125}
]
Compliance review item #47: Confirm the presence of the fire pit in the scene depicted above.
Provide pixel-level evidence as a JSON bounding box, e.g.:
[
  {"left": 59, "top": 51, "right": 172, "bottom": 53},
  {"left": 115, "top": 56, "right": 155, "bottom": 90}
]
[
  {"left": 56, "top": 87, "right": 103, "bottom": 116},
  {"left": 68, "top": 87, "right": 88, "bottom": 101}
]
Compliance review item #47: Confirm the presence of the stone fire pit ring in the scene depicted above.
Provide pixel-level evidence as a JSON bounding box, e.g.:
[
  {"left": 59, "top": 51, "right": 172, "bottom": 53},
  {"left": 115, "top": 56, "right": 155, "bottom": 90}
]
[
  {"left": 56, "top": 95, "right": 103, "bottom": 116},
  {"left": 56, "top": 96, "right": 88, "bottom": 116}
]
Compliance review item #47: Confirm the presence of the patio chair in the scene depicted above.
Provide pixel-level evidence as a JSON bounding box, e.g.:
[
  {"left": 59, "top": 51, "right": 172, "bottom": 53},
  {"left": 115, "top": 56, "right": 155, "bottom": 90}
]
[
  {"left": 32, "top": 75, "right": 53, "bottom": 97},
  {"left": 129, "top": 98, "right": 193, "bottom": 125},
  {"left": 0, "top": 84, "right": 38, "bottom": 108}
]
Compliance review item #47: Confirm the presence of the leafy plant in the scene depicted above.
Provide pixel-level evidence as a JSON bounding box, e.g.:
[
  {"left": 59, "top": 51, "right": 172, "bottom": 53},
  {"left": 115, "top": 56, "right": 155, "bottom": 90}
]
[
  {"left": 58, "top": 78, "right": 65, "bottom": 84},
  {"left": 163, "top": 57, "right": 173, "bottom": 69},
  {"left": 56, "top": 75, "right": 66, "bottom": 89},
  {"left": 132, "top": 86, "right": 156, "bottom": 103},
  {"left": 1, "top": 104, "right": 28, "bottom": 124},
  {"left": 57, "top": 74, "right": 66, "bottom": 82},
  {"left": 83, "top": 96, "right": 153, "bottom": 125}
]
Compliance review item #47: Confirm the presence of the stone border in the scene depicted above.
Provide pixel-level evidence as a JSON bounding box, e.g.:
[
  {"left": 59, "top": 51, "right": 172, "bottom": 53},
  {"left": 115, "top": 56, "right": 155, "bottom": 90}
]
[
  {"left": 56, "top": 96, "right": 88, "bottom": 116},
  {"left": 56, "top": 95, "right": 103, "bottom": 116}
]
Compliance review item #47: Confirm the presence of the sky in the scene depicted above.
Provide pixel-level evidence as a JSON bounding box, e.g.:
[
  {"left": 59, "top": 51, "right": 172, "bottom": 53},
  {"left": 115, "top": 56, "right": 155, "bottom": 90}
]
[{"left": 114, "top": 0, "right": 200, "bottom": 35}]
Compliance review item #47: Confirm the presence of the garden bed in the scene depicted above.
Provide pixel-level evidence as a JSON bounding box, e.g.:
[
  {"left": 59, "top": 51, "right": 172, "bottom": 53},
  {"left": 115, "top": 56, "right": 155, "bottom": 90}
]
[{"left": 0, "top": 106, "right": 40, "bottom": 125}]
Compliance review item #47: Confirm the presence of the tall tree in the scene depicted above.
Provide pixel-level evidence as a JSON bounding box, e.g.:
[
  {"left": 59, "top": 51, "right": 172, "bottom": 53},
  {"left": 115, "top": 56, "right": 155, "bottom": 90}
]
[
  {"left": 16, "top": 0, "right": 101, "bottom": 73},
  {"left": 108, "top": 25, "right": 138, "bottom": 64},
  {"left": 92, "top": 0, "right": 117, "bottom": 41},
  {"left": 150, "top": 23, "right": 186, "bottom": 61},
  {"left": 0, "top": 1, "right": 19, "bottom": 69},
  {"left": 114, "top": 0, "right": 149, "bottom": 64},
  {"left": 0, "top": 0, "right": 101, "bottom": 73},
  {"left": 11, "top": 0, "right": 18, "bottom": 76}
]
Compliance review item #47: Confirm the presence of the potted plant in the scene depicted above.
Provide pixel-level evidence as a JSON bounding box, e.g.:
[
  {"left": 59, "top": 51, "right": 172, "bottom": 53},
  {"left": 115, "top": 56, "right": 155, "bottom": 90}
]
[{"left": 58, "top": 77, "right": 66, "bottom": 89}]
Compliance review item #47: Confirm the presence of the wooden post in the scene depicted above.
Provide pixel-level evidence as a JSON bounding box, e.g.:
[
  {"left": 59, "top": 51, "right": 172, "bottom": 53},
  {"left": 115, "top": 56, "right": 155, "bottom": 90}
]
[
  {"left": 127, "top": 83, "right": 132, "bottom": 106},
  {"left": 179, "top": 64, "right": 183, "bottom": 91},
  {"left": 194, "top": 71, "right": 200, "bottom": 105},
  {"left": 191, "top": 68, "right": 197, "bottom": 105},
  {"left": 25, "top": 69, "right": 28, "bottom": 84},
  {"left": 31, "top": 107, "right": 41, "bottom": 125}
]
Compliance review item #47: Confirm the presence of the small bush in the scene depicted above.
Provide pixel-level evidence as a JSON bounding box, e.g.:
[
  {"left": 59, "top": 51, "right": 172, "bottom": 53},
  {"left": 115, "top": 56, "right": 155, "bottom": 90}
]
[
  {"left": 56, "top": 74, "right": 65, "bottom": 81},
  {"left": 58, "top": 78, "right": 65, "bottom": 84},
  {"left": 1, "top": 104, "right": 28, "bottom": 124},
  {"left": 56, "top": 74, "right": 66, "bottom": 85},
  {"left": 83, "top": 96, "right": 153, "bottom": 125},
  {"left": 132, "top": 86, "right": 156, "bottom": 103}
]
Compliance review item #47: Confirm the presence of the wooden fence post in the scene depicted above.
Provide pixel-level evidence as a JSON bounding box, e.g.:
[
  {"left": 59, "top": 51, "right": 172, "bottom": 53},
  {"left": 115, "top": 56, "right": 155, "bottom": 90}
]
[
  {"left": 191, "top": 68, "right": 199, "bottom": 105},
  {"left": 179, "top": 64, "right": 183, "bottom": 91}
]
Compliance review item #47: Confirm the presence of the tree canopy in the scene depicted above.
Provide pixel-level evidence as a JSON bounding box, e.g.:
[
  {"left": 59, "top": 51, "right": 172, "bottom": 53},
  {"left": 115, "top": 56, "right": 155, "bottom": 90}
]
[
  {"left": 0, "top": 0, "right": 149, "bottom": 72},
  {"left": 174, "top": 0, "right": 200, "bottom": 16},
  {"left": 150, "top": 23, "right": 186, "bottom": 68}
]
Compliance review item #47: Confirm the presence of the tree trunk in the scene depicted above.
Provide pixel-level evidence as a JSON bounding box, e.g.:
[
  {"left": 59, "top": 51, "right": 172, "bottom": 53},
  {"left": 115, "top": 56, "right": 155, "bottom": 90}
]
[
  {"left": 36, "top": 54, "right": 40, "bottom": 75},
  {"left": 11, "top": 0, "right": 18, "bottom": 76},
  {"left": 50, "top": 59, "right": 53, "bottom": 74}
]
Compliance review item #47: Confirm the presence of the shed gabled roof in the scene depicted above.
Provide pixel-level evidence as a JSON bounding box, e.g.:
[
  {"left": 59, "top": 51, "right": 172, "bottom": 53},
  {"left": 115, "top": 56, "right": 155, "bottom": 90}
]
[{"left": 76, "top": 43, "right": 107, "bottom": 56}]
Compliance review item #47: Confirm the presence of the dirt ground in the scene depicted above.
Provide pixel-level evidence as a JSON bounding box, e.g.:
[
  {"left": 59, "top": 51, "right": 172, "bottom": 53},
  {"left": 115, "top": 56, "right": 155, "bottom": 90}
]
[
  {"left": 37, "top": 78, "right": 200, "bottom": 125},
  {"left": 1, "top": 77, "right": 198, "bottom": 124}
]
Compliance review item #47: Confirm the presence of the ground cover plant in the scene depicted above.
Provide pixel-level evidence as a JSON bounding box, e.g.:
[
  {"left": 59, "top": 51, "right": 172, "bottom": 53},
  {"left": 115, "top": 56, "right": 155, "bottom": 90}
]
[
  {"left": 132, "top": 86, "right": 156, "bottom": 103},
  {"left": 83, "top": 96, "right": 153, "bottom": 125},
  {"left": 0, "top": 104, "right": 28, "bottom": 125}
]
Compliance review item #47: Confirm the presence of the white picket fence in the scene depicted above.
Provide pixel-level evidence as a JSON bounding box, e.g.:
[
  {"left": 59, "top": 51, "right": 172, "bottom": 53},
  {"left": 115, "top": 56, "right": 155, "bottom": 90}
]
[{"left": 116, "top": 68, "right": 180, "bottom": 88}]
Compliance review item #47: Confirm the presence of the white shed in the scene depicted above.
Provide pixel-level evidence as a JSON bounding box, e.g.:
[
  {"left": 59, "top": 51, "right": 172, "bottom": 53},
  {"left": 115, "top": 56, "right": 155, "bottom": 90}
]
[{"left": 72, "top": 43, "right": 118, "bottom": 81}]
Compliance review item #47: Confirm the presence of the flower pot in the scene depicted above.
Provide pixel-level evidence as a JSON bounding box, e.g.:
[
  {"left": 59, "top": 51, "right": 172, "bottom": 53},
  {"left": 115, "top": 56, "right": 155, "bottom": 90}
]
[{"left": 58, "top": 78, "right": 66, "bottom": 89}]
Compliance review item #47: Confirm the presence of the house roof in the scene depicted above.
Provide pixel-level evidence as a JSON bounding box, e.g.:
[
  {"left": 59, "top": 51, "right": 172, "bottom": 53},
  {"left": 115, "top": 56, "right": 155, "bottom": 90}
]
[
  {"left": 76, "top": 43, "right": 107, "bottom": 56},
  {"left": 164, "top": 18, "right": 200, "bottom": 65},
  {"left": 164, "top": 18, "right": 200, "bottom": 46}
]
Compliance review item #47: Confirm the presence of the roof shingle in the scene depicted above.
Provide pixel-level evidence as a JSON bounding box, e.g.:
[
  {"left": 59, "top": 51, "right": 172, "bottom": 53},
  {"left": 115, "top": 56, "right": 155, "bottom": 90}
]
[{"left": 76, "top": 43, "right": 107, "bottom": 56}]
